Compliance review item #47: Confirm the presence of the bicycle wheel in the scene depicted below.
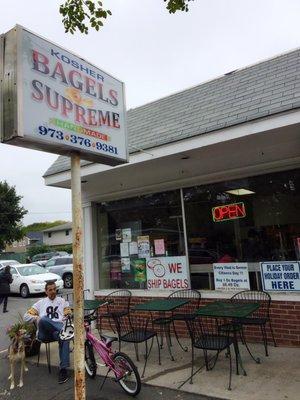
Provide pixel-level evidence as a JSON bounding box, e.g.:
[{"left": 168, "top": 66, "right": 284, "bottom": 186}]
[
  {"left": 113, "top": 352, "right": 141, "bottom": 396},
  {"left": 85, "top": 340, "right": 97, "bottom": 378}
]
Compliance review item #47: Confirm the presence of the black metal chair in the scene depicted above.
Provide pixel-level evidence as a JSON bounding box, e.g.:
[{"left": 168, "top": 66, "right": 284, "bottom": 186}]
[
  {"left": 60, "top": 288, "right": 90, "bottom": 305},
  {"left": 37, "top": 339, "right": 54, "bottom": 373},
  {"left": 168, "top": 289, "right": 201, "bottom": 351},
  {"left": 114, "top": 313, "right": 161, "bottom": 377},
  {"left": 98, "top": 289, "right": 132, "bottom": 334},
  {"left": 183, "top": 316, "right": 234, "bottom": 390},
  {"left": 230, "top": 290, "right": 276, "bottom": 356}
]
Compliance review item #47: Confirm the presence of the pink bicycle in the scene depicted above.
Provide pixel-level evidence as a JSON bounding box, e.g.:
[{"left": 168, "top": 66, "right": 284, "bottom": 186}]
[{"left": 82, "top": 304, "right": 141, "bottom": 396}]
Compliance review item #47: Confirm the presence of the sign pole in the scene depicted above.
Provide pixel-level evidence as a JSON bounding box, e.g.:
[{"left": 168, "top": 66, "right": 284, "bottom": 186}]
[{"left": 71, "top": 152, "right": 85, "bottom": 400}]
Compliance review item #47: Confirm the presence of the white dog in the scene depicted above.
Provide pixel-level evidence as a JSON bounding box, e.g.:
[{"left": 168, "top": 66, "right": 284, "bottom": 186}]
[{"left": 8, "top": 328, "right": 28, "bottom": 389}]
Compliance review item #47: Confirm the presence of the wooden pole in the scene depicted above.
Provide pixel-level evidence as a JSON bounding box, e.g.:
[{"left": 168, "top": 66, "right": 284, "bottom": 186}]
[{"left": 71, "top": 152, "right": 85, "bottom": 400}]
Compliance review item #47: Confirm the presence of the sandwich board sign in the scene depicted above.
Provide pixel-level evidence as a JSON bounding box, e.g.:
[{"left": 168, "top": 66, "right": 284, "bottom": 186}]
[{"left": 0, "top": 25, "right": 128, "bottom": 165}]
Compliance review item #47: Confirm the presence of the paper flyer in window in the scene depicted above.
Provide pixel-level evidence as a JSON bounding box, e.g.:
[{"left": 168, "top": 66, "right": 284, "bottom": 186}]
[
  {"left": 115, "top": 229, "right": 122, "bottom": 241},
  {"left": 120, "top": 242, "right": 129, "bottom": 257},
  {"left": 137, "top": 235, "right": 150, "bottom": 258},
  {"left": 121, "top": 257, "right": 131, "bottom": 272},
  {"left": 132, "top": 258, "right": 147, "bottom": 282},
  {"left": 129, "top": 241, "right": 138, "bottom": 255},
  {"left": 154, "top": 239, "right": 165, "bottom": 255},
  {"left": 213, "top": 263, "right": 250, "bottom": 290},
  {"left": 122, "top": 228, "right": 132, "bottom": 242}
]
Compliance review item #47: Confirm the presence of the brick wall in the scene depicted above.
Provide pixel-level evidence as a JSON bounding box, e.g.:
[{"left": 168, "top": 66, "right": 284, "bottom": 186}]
[{"left": 95, "top": 295, "right": 300, "bottom": 347}]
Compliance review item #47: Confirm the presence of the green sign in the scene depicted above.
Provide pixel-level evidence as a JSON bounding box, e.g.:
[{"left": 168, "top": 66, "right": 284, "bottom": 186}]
[{"left": 132, "top": 258, "right": 147, "bottom": 282}]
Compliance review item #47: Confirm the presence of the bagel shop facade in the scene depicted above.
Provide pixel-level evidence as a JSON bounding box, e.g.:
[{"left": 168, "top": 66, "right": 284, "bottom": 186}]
[{"left": 44, "top": 48, "right": 300, "bottom": 347}]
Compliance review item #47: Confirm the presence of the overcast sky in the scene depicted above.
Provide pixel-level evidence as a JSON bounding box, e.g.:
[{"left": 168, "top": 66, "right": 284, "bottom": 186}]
[{"left": 1, "top": 0, "right": 300, "bottom": 225}]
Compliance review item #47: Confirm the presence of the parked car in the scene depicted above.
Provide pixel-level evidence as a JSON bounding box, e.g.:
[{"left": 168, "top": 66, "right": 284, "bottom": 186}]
[
  {"left": 0, "top": 263, "right": 63, "bottom": 298},
  {"left": 32, "top": 260, "right": 48, "bottom": 268},
  {"left": 45, "top": 255, "right": 73, "bottom": 289},
  {"left": 31, "top": 251, "right": 69, "bottom": 263},
  {"left": 0, "top": 260, "right": 21, "bottom": 268}
]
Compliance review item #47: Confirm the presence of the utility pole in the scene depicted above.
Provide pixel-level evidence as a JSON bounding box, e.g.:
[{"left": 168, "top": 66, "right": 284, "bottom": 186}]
[{"left": 71, "top": 152, "right": 85, "bottom": 400}]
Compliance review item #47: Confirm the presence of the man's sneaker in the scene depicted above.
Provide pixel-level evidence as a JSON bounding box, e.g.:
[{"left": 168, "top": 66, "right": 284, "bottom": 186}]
[{"left": 58, "top": 368, "right": 69, "bottom": 384}]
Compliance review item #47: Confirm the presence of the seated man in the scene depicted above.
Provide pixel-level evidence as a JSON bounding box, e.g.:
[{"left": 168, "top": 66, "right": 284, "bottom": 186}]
[{"left": 24, "top": 281, "right": 72, "bottom": 384}]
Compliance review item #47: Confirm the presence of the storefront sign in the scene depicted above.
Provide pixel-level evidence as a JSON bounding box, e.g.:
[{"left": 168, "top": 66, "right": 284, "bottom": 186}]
[
  {"left": 147, "top": 257, "right": 189, "bottom": 290},
  {"left": 213, "top": 263, "right": 250, "bottom": 290},
  {"left": 0, "top": 25, "right": 128, "bottom": 165},
  {"left": 260, "top": 262, "right": 300, "bottom": 291},
  {"left": 212, "top": 202, "right": 246, "bottom": 222}
]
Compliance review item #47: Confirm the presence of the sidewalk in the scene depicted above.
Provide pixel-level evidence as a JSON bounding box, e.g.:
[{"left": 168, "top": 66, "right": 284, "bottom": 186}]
[
  {"left": 30, "top": 333, "right": 300, "bottom": 400},
  {"left": 0, "top": 356, "right": 215, "bottom": 400}
]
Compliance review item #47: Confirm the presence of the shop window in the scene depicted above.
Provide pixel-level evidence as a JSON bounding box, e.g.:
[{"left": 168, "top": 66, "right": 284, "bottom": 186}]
[
  {"left": 183, "top": 169, "right": 300, "bottom": 290},
  {"left": 97, "top": 190, "right": 185, "bottom": 290}
]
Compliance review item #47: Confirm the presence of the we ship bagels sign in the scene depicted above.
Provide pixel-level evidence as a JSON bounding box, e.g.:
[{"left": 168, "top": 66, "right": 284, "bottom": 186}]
[{"left": 0, "top": 26, "right": 128, "bottom": 165}]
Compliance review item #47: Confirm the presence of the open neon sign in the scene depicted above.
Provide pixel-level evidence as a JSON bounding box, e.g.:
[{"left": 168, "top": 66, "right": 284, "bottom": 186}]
[{"left": 212, "top": 202, "right": 246, "bottom": 222}]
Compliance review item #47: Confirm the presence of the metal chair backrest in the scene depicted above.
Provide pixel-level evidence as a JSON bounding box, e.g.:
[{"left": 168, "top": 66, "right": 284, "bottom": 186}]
[
  {"left": 186, "top": 316, "right": 226, "bottom": 347},
  {"left": 230, "top": 290, "right": 271, "bottom": 319},
  {"left": 105, "top": 289, "right": 132, "bottom": 315},
  {"left": 60, "top": 289, "right": 90, "bottom": 305},
  {"left": 114, "top": 313, "right": 150, "bottom": 338},
  {"left": 168, "top": 289, "right": 201, "bottom": 315}
]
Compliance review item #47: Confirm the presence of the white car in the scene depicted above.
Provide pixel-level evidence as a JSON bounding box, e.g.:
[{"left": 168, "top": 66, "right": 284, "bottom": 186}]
[
  {"left": 0, "top": 259, "right": 21, "bottom": 268},
  {"left": 0, "top": 263, "right": 64, "bottom": 298}
]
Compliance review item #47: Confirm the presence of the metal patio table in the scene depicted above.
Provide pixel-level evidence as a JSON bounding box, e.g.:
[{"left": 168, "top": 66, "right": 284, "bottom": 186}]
[
  {"left": 133, "top": 298, "right": 190, "bottom": 361},
  {"left": 84, "top": 299, "right": 108, "bottom": 310},
  {"left": 196, "top": 301, "right": 260, "bottom": 375},
  {"left": 68, "top": 299, "right": 108, "bottom": 311}
]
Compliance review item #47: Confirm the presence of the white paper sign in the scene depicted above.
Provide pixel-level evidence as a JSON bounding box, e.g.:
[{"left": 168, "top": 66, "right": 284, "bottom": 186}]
[
  {"left": 120, "top": 242, "right": 129, "bottom": 257},
  {"left": 129, "top": 241, "right": 138, "bottom": 255},
  {"left": 121, "top": 258, "right": 131, "bottom": 272},
  {"left": 137, "top": 236, "right": 150, "bottom": 258},
  {"left": 146, "top": 256, "right": 189, "bottom": 290},
  {"left": 213, "top": 263, "right": 250, "bottom": 291},
  {"left": 260, "top": 261, "right": 300, "bottom": 291},
  {"left": 122, "top": 228, "right": 131, "bottom": 243}
]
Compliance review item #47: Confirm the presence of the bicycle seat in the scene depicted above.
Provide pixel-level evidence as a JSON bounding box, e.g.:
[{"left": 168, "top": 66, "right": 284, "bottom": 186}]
[{"left": 100, "top": 334, "right": 118, "bottom": 345}]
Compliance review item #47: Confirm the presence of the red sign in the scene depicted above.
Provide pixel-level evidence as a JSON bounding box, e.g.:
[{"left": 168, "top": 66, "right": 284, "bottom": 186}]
[{"left": 212, "top": 202, "right": 246, "bottom": 222}]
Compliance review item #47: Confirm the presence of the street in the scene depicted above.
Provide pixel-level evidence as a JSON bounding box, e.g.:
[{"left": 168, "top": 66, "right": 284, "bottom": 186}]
[{"left": 0, "top": 294, "right": 216, "bottom": 400}]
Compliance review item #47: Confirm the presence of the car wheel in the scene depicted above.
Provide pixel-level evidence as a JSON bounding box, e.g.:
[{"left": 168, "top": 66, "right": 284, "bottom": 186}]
[
  {"left": 63, "top": 273, "right": 73, "bottom": 289},
  {"left": 20, "top": 284, "right": 30, "bottom": 298}
]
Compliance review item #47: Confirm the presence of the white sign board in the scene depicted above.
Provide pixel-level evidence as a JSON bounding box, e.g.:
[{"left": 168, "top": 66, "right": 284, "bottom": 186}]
[
  {"left": 146, "top": 256, "right": 189, "bottom": 290},
  {"left": 260, "top": 261, "right": 300, "bottom": 291},
  {"left": 0, "top": 25, "right": 128, "bottom": 165},
  {"left": 213, "top": 263, "right": 250, "bottom": 291}
]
